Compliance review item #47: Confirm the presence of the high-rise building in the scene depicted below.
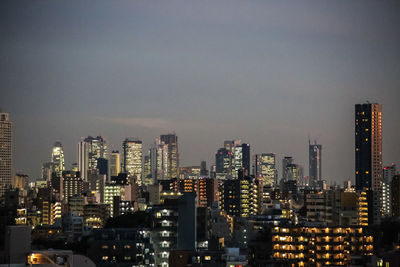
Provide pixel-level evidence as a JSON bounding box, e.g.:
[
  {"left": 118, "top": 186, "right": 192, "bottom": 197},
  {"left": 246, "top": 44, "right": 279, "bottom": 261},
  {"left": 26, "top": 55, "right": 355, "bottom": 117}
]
[
  {"left": 0, "top": 111, "right": 12, "bottom": 200},
  {"left": 143, "top": 152, "right": 152, "bottom": 186},
  {"left": 109, "top": 150, "right": 121, "bottom": 177},
  {"left": 123, "top": 138, "right": 143, "bottom": 185},
  {"left": 309, "top": 140, "right": 322, "bottom": 187},
  {"left": 14, "top": 173, "right": 29, "bottom": 189},
  {"left": 62, "top": 171, "right": 83, "bottom": 202},
  {"left": 219, "top": 176, "right": 261, "bottom": 217},
  {"left": 355, "top": 103, "right": 382, "bottom": 191},
  {"left": 215, "top": 148, "right": 231, "bottom": 174},
  {"left": 160, "top": 133, "right": 179, "bottom": 179},
  {"left": 200, "top": 161, "right": 208, "bottom": 176},
  {"left": 285, "top": 164, "right": 299, "bottom": 182},
  {"left": 78, "top": 136, "right": 107, "bottom": 181},
  {"left": 150, "top": 139, "right": 169, "bottom": 183},
  {"left": 78, "top": 141, "right": 88, "bottom": 181},
  {"left": 355, "top": 103, "right": 382, "bottom": 225},
  {"left": 282, "top": 156, "right": 293, "bottom": 181},
  {"left": 391, "top": 175, "right": 400, "bottom": 218},
  {"left": 51, "top": 142, "right": 65, "bottom": 177},
  {"left": 382, "top": 164, "right": 396, "bottom": 217},
  {"left": 215, "top": 140, "right": 250, "bottom": 179},
  {"left": 254, "top": 153, "right": 277, "bottom": 187}
]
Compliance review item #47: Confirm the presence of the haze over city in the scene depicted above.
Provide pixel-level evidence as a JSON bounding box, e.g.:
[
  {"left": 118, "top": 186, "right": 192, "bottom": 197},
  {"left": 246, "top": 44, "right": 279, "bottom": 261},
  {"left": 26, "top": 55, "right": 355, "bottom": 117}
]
[{"left": 1, "top": 0, "right": 400, "bottom": 183}]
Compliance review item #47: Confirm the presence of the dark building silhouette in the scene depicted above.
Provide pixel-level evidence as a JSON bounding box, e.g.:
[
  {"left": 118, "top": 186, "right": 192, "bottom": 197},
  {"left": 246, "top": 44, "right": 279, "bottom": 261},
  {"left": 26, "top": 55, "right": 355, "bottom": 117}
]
[
  {"left": 97, "top": 158, "right": 108, "bottom": 176},
  {"left": 391, "top": 175, "right": 400, "bottom": 218},
  {"left": 177, "top": 192, "right": 197, "bottom": 250},
  {"left": 355, "top": 103, "right": 382, "bottom": 191}
]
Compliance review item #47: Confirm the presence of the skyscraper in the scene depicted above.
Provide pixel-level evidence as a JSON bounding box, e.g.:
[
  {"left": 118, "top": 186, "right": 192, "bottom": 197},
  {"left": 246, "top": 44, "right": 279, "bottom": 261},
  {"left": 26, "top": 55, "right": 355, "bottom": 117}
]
[
  {"left": 123, "top": 138, "right": 143, "bottom": 185},
  {"left": 160, "top": 133, "right": 179, "bottom": 179},
  {"left": 0, "top": 111, "right": 12, "bottom": 200},
  {"left": 150, "top": 139, "right": 169, "bottom": 183},
  {"left": 77, "top": 141, "right": 88, "bottom": 181},
  {"left": 109, "top": 150, "right": 121, "bottom": 177},
  {"left": 282, "top": 156, "right": 293, "bottom": 180},
  {"left": 78, "top": 136, "right": 107, "bottom": 181},
  {"left": 215, "top": 148, "right": 231, "bottom": 174},
  {"left": 51, "top": 141, "right": 65, "bottom": 177},
  {"left": 309, "top": 140, "right": 322, "bottom": 187},
  {"left": 254, "top": 153, "right": 277, "bottom": 186},
  {"left": 355, "top": 103, "right": 382, "bottom": 191}
]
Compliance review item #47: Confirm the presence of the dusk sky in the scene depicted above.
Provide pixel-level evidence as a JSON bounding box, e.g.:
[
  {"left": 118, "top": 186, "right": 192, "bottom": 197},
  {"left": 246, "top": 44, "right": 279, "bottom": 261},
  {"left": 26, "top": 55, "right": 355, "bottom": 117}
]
[{"left": 1, "top": 0, "right": 399, "bottom": 183}]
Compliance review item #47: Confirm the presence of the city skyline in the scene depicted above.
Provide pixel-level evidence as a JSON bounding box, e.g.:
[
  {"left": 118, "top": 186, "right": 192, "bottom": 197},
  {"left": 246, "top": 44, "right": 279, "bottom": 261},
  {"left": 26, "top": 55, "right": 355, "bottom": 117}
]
[{"left": 1, "top": 0, "right": 400, "bottom": 183}]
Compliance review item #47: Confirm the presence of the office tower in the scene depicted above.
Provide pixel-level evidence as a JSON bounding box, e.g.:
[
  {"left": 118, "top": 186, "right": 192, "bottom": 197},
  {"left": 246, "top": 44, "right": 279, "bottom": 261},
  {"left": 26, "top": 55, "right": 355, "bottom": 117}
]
[
  {"left": 41, "top": 162, "right": 54, "bottom": 181},
  {"left": 97, "top": 158, "right": 108, "bottom": 176},
  {"left": 123, "top": 138, "right": 143, "bottom": 185},
  {"left": 0, "top": 111, "right": 12, "bottom": 200},
  {"left": 160, "top": 133, "right": 179, "bottom": 179},
  {"left": 309, "top": 140, "right": 322, "bottom": 187},
  {"left": 14, "top": 173, "right": 29, "bottom": 189},
  {"left": 254, "top": 153, "right": 277, "bottom": 187},
  {"left": 382, "top": 164, "right": 396, "bottom": 217},
  {"left": 241, "top": 143, "right": 250, "bottom": 175},
  {"left": 78, "top": 136, "right": 107, "bottom": 181},
  {"left": 200, "top": 161, "right": 208, "bottom": 176},
  {"left": 51, "top": 142, "right": 65, "bottom": 177},
  {"left": 78, "top": 141, "right": 89, "bottom": 181},
  {"left": 215, "top": 148, "right": 231, "bottom": 174},
  {"left": 285, "top": 164, "right": 299, "bottom": 182},
  {"left": 215, "top": 140, "right": 250, "bottom": 179},
  {"left": 355, "top": 103, "right": 382, "bottom": 191},
  {"left": 109, "top": 151, "right": 121, "bottom": 177},
  {"left": 150, "top": 139, "right": 169, "bottom": 182},
  {"left": 143, "top": 152, "right": 152, "bottom": 186},
  {"left": 282, "top": 156, "right": 293, "bottom": 180}
]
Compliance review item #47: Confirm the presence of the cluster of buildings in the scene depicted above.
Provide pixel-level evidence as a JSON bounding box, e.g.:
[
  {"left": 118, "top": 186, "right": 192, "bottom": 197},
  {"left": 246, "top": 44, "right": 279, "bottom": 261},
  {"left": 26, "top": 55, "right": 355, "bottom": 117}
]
[{"left": 0, "top": 102, "right": 399, "bottom": 266}]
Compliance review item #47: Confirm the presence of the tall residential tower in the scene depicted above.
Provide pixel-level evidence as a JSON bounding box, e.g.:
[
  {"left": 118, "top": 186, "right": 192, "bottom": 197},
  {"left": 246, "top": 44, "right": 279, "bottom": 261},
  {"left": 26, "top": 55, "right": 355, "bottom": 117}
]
[
  {"left": 160, "top": 133, "right": 179, "bottom": 179},
  {"left": 309, "top": 140, "right": 322, "bottom": 187},
  {"left": 0, "top": 111, "right": 12, "bottom": 200},
  {"left": 355, "top": 103, "right": 382, "bottom": 191}
]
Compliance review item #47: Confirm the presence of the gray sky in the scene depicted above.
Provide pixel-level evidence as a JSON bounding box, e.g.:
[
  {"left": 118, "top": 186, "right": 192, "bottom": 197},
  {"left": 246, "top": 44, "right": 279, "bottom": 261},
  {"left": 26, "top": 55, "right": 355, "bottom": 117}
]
[{"left": 1, "top": 0, "right": 399, "bottom": 183}]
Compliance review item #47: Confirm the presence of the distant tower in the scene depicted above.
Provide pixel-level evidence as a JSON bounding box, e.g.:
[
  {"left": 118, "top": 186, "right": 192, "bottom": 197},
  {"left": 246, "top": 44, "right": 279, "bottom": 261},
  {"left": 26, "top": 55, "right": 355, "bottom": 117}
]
[
  {"left": 78, "top": 136, "right": 107, "bottom": 181},
  {"left": 51, "top": 141, "right": 65, "bottom": 177},
  {"left": 309, "top": 140, "right": 322, "bottom": 187},
  {"left": 282, "top": 156, "right": 293, "bottom": 180},
  {"left": 150, "top": 138, "right": 169, "bottom": 183},
  {"left": 160, "top": 133, "right": 179, "bottom": 179},
  {"left": 0, "top": 111, "right": 12, "bottom": 199},
  {"left": 109, "top": 150, "right": 121, "bottom": 177},
  {"left": 123, "top": 138, "right": 143, "bottom": 185},
  {"left": 254, "top": 153, "right": 277, "bottom": 186}
]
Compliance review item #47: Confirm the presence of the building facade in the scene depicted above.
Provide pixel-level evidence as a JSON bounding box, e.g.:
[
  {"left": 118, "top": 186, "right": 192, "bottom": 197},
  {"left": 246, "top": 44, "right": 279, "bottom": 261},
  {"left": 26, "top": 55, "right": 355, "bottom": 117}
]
[
  {"left": 0, "top": 112, "right": 12, "bottom": 200},
  {"left": 309, "top": 141, "right": 322, "bottom": 187},
  {"left": 123, "top": 138, "right": 143, "bottom": 185}
]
